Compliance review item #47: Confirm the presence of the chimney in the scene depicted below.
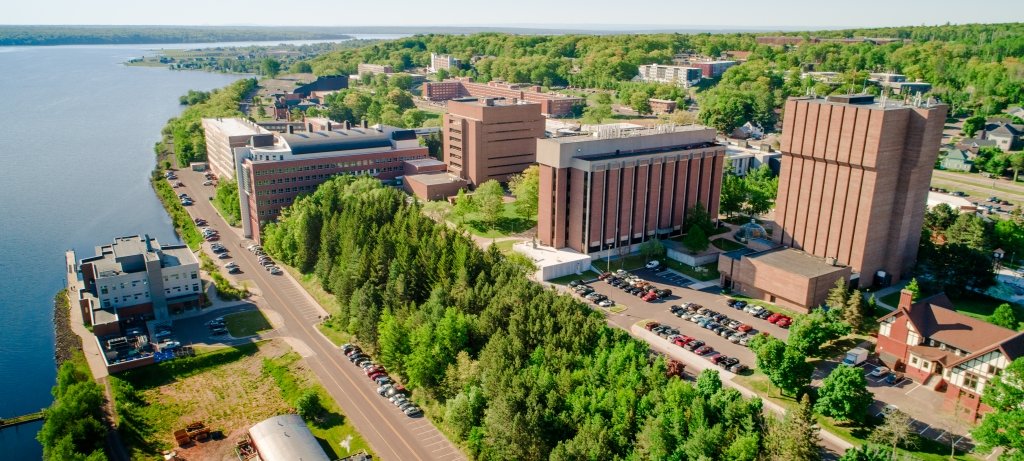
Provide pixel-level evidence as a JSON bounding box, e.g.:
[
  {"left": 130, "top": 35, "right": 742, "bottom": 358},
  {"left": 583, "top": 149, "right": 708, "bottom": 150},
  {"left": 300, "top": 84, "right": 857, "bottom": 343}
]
[
  {"left": 898, "top": 289, "right": 914, "bottom": 311},
  {"left": 326, "top": 121, "right": 332, "bottom": 131},
  {"left": 287, "top": 125, "right": 294, "bottom": 134}
]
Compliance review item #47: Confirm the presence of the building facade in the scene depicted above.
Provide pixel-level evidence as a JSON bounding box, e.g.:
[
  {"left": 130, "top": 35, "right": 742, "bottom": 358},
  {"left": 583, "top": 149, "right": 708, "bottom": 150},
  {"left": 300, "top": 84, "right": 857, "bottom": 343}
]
[
  {"left": 876, "top": 289, "right": 1024, "bottom": 422},
  {"left": 536, "top": 126, "right": 726, "bottom": 256},
  {"left": 357, "top": 63, "right": 394, "bottom": 75},
  {"left": 430, "top": 53, "right": 460, "bottom": 72},
  {"left": 718, "top": 246, "right": 851, "bottom": 313},
  {"left": 72, "top": 235, "right": 200, "bottom": 337},
  {"left": 694, "top": 60, "right": 737, "bottom": 78},
  {"left": 234, "top": 122, "right": 429, "bottom": 241},
  {"left": 773, "top": 95, "right": 947, "bottom": 286},
  {"left": 202, "top": 118, "right": 274, "bottom": 180},
  {"left": 637, "top": 64, "right": 702, "bottom": 87},
  {"left": 421, "top": 78, "right": 584, "bottom": 117},
  {"left": 443, "top": 98, "right": 545, "bottom": 186},
  {"left": 649, "top": 99, "right": 678, "bottom": 115}
]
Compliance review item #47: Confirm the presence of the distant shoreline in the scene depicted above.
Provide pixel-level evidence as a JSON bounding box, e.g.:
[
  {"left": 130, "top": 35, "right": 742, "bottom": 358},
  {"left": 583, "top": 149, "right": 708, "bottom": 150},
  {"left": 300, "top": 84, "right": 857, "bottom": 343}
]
[{"left": 0, "top": 25, "right": 353, "bottom": 47}]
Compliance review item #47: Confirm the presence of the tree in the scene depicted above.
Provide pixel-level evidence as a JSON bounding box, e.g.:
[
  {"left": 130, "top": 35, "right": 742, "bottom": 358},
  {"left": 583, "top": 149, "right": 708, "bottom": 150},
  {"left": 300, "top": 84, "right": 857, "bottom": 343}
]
[
  {"left": 905, "top": 278, "right": 921, "bottom": 302},
  {"left": 291, "top": 61, "right": 313, "bottom": 73},
  {"left": 696, "top": 369, "right": 722, "bottom": 398},
  {"left": 839, "top": 445, "right": 891, "bottom": 461},
  {"left": 296, "top": 390, "right": 324, "bottom": 420},
  {"left": 767, "top": 394, "right": 820, "bottom": 461},
  {"left": 1010, "top": 153, "right": 1024, "bottom": 182},
  {"left": 776, "top": 346, "right": 814, "bottom": 396},
  {"left": 845, "top": 289, "right": 866, "bottom": 333},
  {"left": 991, "top": 303, "right": 1018, "bottom": 330},
  {"left": 788, "top": 310, "right": 850, "bottom": 357},
  {"left": 974, "top": 357, "right": 1024, "bottom": 457},
  {"left": 825, "top": 277, "right": 849, "bottom": 310},
  {"left": 945, "top": 213, "right": 988, "bottom": 250},
  {"left": 508, "top": 165, "right": 539, "bottom": 219},
  {"left": 919, "top": 243, "right": 995, "bottom": 297},
  {"left": 474, "top": 180, "right": 505, "bottom": 229},
  {"left": 719, "top": 168, "right": 747, "bottom": 218},
  {"left": 639, "top": 238, "right": 667, "bottom": 262},
  {"left": 963, "top": 115, "right": 986, "bottom": 138},
  {"left": 401, "top": 108, "right": 427, "bottom": 128},
  {"left": 260, "top": 58, "right": 281, "bottom": 78},
  {"left": 629, "top": 92, "right": 652, "bottom": 115},
  {"left": 870, "top": 409, "right": 916, "bottom": 458},
  {"left": 686, "top": 202, "right": 715, "bottom": 236},
  {"left": 682, "top": 225, "right": 710, "bottom": 254},
  {"left": 452, "top": 188, "right": 476, "bottom": 224},
  {"left": 814, "top": 365, "right": 874, "bottom": 423},
  {"left": 743, "top": 164, "right": 778, "bottom": 217},
  {"left": 582, "top": 104, "right": 612, "bottom": 124},
  {"left": 924, "top": 203, "right": 958, "bottom": 234},
  {"left": 422, "top": 201, "right": 451, "bottom": 223}
]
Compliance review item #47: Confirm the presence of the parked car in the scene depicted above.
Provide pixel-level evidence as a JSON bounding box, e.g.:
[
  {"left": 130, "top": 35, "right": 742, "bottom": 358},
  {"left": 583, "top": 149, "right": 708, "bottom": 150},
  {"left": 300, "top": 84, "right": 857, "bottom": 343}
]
[
  {"left": 694, "top": 345, "right": 713, "bottom": 355},
  {"left": 869, "top": 366, "right": 891, "bottom": 378},
  {"left": 645, "top": 260, "right": 661, "bottom": 269},
  {"left": 728, "top": 363, "right": 748, "bottom": 373},
  {"left": 719, "top": 357, "right": 740, "bottom": 369},
  {"left": 767, "top": 313, "right": 782, "bottom": 323},
  {"left": 269, "top": 267, "right": 283, "bottom": 275},
  {"left": 728, "top": 333, "right": 746, "bottom": 343},
  {"left": 644, "top": 322, "right": 660, "bottom": 331},
  {"left": 684, "top": 340, "right": 704, "bottom": 351},
  {"left": 736, "top": 324, "right": 753, "bottom": 333},
  {"left": 710, "top": 355, "right": 729, "bottom": 365},
  {"left": 598, "top": 299, "right": 615, "bottom": 307}
]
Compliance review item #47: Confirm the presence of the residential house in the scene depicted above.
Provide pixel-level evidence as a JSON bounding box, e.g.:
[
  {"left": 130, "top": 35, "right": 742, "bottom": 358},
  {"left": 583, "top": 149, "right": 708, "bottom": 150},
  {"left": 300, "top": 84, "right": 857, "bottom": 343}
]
[
  {"left": 940, "top": 149, "right": 974, "bottom": 172},
  {"left": 956, "top": 137, "right": 997, "bottom": 155},
  {"left": 876, "top": 289, "right": 1024, "bottom": 422},
  {"left": 985, "top": 123, "right": 1024, "bottom": 152}
]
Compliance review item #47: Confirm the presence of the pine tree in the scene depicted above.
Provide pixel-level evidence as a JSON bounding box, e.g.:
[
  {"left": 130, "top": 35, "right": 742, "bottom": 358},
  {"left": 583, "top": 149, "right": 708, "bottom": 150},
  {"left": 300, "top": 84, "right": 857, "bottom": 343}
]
[
  {"left": 768, "top": 394, "right": 821, "bottom": 461},
  {"left": 905, "top": 278, "right": 921, "bottom": 301},
  {"left": 826, "top": 278, "right": 848, "bottom": 310},
  {"left": 844, "top": 289, "right": 866, "bottom": 333}
]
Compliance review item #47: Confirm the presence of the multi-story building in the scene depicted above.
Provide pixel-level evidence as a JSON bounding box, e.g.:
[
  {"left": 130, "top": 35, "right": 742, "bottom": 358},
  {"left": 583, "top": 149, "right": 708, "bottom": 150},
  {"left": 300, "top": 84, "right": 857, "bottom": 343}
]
[
  {"left": 72, "top": 235, "right": 200, "bottom": 337},
  {"left": 876, "top": 289, "right": 1024, "bottom": 422},
  {"left": 637, "top": 64, "right": 702, "bottom": 87},
  {"left": 357, "top": 63, "right": 394, "bottom": 75},
  {"left": 234, "top": 121, "right": 429, "bottom": 241},
  {"left": 202, "top": 118, "right": 274, "bottom": 179},
  {"left": 421, "top": 78, "right": 584, "bottom": 117},
  {"left": 693, "top": 60, "right": 737, "bottom": 78},
  {"left": 443, "top": 98, "right": 545, "bottom": 186},
  {"left": 773, "top": 94, "right": 946, "bottom": 286},
  {"left": 536, "top": 125, "right": 726, "bottom": 256},
  {"left": 429, "top": 53, "right": 460, "bottom": 72}
]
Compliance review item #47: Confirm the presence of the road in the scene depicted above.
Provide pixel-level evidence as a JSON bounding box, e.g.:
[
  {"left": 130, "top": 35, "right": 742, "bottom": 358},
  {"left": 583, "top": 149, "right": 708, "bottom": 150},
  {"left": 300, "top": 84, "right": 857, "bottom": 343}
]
[
  {"left": 931, "top": 170, "right": 1024, "bottom": 206},
  {"left": 174, "top": 169, "right": 465, "bottom": 461}
]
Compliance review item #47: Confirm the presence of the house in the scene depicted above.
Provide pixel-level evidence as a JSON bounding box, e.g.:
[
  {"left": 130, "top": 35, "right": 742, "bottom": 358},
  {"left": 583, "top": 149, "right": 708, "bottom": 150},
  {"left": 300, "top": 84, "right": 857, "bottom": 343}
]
[
  {"left": 1007, "top": 106, "right": 1024, "bottom": 120},
  {"left": 940, "top": 149, "right": 974, "bottom": 172},
  {"left": 875, "top": 289, "right": 1024, "bottom": 422},
  {"left": 956, "top": 138, "right": 998, "bottom": 155},
  {"left": 985, "top": 123, "right": 1024, "bottom": 152}
]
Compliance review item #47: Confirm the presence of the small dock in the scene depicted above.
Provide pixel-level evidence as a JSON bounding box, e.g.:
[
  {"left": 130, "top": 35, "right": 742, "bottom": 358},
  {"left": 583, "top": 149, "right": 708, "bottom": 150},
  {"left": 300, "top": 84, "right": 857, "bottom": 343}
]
[{"left": 0, "top": 410, "right": 45, "bottom": 429}]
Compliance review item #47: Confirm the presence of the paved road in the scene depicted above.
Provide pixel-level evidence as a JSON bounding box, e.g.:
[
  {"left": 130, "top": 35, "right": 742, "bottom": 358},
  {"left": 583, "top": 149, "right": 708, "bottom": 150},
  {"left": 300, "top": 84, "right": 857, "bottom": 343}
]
[
  {"left": 173, "top": 169, "right": 465, "bottom": 461},
  {"left": 931, "top": 170, "right": 1024, "bottom": 206}
]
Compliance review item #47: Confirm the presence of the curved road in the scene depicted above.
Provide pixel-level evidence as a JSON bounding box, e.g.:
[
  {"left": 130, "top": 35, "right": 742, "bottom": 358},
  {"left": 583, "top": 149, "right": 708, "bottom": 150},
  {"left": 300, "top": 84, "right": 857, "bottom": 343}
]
[{"left": 175, "top": 169, "right": 465, "bottom": 461}]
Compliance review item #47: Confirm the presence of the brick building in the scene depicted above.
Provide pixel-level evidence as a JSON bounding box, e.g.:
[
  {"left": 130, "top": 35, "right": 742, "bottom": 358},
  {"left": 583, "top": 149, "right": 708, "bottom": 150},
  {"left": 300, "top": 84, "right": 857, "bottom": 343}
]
[
  {"left": 876, "top": 289, "right": 1024, "bottom": 422},
  {"left": 357, "top": 63, "right": 394, "bottom": 75},
  {"left": 718, "top": 244, "right": 851, "bottom": 313},
  {"left": 773, "top": 95, "right": 947, "bottom": 287},
  {"left": 234, "top": 121, "right": 429, "bottom": 241},
  {"left": 421, "top": 78, "right": 584, "bottom": 117},
  {"left": 443, "top": 98, "right": 545, "bottom": 186},
  {"left": 536, "top": 126, "right": 726, "bottom": 256},
  {"left": 202, "top": 118, "right": 274, "bottom": 180},
  {"left": 649, "top": 99, "right": 678, "bottom": 115},
  {"left": 693, "top": 60, "right": 737, "bottom": 78}
]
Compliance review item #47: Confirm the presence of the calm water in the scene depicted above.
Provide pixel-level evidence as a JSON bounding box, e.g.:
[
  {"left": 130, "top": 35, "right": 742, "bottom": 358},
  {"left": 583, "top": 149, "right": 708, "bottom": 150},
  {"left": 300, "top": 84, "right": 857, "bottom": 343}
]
[{"left": 0, "top": 44, "right": 246, "bottom": 459}]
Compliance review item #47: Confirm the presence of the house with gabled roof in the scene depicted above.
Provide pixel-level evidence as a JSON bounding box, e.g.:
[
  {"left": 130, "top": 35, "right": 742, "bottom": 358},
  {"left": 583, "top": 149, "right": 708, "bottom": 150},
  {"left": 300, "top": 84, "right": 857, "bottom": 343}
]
[{"left": 875, "top": 289, "right": 1024, "bottom": 422}]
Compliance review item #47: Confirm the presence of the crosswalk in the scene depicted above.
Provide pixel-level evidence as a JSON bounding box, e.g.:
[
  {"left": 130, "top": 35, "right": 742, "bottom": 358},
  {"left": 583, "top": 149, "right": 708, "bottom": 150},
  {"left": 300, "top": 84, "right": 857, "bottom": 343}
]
[{"left": 274, "top": 283, "right": 323, "bottom": 321}]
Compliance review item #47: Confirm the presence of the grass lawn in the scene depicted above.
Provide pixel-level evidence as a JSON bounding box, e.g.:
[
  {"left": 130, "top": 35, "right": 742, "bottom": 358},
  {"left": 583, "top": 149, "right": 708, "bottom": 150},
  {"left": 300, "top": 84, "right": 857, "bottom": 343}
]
[
  {"left": 711, "top": 237, "right": 745, "bottom": 252},
  {"left": 282, "top": 264, "right": 344, "bottom": 314},
  {"left": 225, "top": 310, "right": 272, "bottom": 337},
  {"left": 548, "top": 270, "right": 602, "bottom": 285},
  {"left": 733, "top": 371, "right": 979, "bottom": 461},
  {"left": 663, "top": 259, "right": 720, "bottom": 281},
  {"left": 317, "top": 322, "right": 351, "bottom": 347},
  {"left": 880, "top": 289, "right": 1022, "bottom": 329},
  {"left": 490, "top": 239, "right": 518, "bottom": 254},
  {"left": 456, "top": 202, "right": 536, "bottom": 238}
]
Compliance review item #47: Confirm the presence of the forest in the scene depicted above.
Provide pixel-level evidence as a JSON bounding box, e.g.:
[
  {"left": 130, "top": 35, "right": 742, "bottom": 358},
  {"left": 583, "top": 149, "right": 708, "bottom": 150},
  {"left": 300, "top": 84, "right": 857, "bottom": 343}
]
[
  {"left": 157, "top": 78, "right": 256, "bottom": 167},
  {"left": 0, "top": 25, "right": 350, "bottom": 46},
  {"left": 259, "top": 176, "right": 811, "bottom": 460},
  {"left": 307, "top": 23, "right": 1023, "bottom": 132}
]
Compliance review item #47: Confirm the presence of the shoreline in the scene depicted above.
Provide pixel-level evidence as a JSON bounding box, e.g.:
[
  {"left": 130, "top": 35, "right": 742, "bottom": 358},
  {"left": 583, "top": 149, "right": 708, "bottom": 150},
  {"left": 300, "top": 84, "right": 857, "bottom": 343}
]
[{"left": 52, "top": 290, "right": 83, "bottom": 368}]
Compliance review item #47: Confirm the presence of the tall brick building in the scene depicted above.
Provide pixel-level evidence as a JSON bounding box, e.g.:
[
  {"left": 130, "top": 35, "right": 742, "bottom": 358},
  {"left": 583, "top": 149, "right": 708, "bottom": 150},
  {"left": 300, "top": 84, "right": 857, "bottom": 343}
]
[
  {"left": 536, "top": 126, "right": 726, "bottom": 256},
  {"left": 773, "top": 95, "right": 947, "bottom": 286},
  {"left": 444, "top": 98, "right": 545, "bottom": 186},
  {"left": 422, "top": 78, "right": 584, "bottom": 117}
]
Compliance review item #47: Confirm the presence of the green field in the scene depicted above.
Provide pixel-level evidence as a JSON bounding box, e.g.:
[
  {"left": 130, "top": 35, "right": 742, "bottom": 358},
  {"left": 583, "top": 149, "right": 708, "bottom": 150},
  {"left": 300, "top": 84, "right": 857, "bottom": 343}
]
[
  {"left": 225, "top": 310, "right": 272, "bottom": 337},
  {"left": 457, "top": 202, "right": 536, "bottom": 238}
]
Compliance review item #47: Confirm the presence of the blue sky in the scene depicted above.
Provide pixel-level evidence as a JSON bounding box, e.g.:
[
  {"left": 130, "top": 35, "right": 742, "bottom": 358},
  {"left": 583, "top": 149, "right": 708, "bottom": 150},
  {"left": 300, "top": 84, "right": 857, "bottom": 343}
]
[{"left": 5, "top": 0, "right": 1022, "bottom": 28}]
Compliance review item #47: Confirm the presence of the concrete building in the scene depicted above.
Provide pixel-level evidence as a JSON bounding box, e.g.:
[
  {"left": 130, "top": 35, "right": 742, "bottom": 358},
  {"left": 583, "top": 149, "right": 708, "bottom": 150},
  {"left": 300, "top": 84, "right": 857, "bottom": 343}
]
[
  {"left": 430, "top": 53, "right": 460, "bottom": 72},
  {"left": 357, "top": 63, "right": 394, "bottom": 75},
  {"left": 637, "top": 64, "right": 702, "bottom": 87},
  {"left": 403, "top": 172, "right": 469, "bottom": 201},
  {"left": 234, "top": 121, "right": 430, "bottom": 241},
  {"left": 869, "top": 73, "right": 932, "bottom": 95},
  {"left": 248, "top": 414, "right": 330, "bottom": 461},
  {"left": 71, "top": 235, "right": 200, "bottom": 341},
  {"left": 694, "top": 60, "right": 737, "bottom": 78},
  {"left": 773, "top": 94, "right": 947, "bottom": 287},
  {"left": 202, "top": 118, "right": 274, "bottom": 180},
  {"left": 718, "top": 245, "right": 851, "bottom": 313},
  {"left": 876, "top": 289, "right": 1024, "bottom": 422},
  {"left": 536, "top": 125, "right": 726, "bottom": 257},
  {"left": 443, "top": 98, "right": 545, "bottom": 186},
  {"left": 421, "top": 78, "right": 584, "bottom": 117}
]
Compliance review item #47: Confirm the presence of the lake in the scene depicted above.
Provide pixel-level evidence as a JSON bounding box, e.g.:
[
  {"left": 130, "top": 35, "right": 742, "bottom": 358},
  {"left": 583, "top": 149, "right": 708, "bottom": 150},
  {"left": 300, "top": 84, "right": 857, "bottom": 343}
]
[{"left": 0, "top": 36, "right": 397, "bottom": 458}]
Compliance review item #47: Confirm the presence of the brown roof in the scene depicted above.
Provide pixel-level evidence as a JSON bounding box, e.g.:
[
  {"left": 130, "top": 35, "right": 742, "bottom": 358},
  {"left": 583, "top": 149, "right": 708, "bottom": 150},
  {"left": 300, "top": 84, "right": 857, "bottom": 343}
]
[{"left": 908, "top": 344, "right": 958, "bottom": 366}]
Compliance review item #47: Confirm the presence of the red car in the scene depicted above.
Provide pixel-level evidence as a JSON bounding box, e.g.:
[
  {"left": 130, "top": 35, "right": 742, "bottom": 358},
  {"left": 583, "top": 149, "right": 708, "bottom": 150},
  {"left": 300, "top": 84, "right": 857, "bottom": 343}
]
[
  {"left": 645, "top": 322, "right": 660, "bottom": 331},
  {"left": 737, "top": 324, "right": 753, "bottom": 332},
  {"left": 694, "top": 345, "right": 713, "bottom": 355},
  {"left": 776, "top": 317, "right": 793, "bottom": 328},
  {"left": 642, "top": 293, "right": 658, "bottom": 302},
  {"left": 598, "top": 272, "right": 612, "bottom": 280},
  {"left": 710, "top": 354, "right": 729, "bottom": 365},
  {"left": 673, "top": 336, "right": 694, "bottom": 347},
  {"left": 766, "top": 313, "right": 782, "bottom": 323},
  {"left": 368, "top": 371, "right": 387, "bottom": 381},
  {"left": 365, "top": 366, "right": 385, "bottom": 376}
]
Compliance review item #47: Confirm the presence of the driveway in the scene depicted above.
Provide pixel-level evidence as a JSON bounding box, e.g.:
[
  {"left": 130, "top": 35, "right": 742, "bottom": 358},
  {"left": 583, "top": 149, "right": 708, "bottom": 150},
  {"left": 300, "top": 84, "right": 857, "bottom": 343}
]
[{"left": 173, "top": 168, "right": 466, "bottom": 461}]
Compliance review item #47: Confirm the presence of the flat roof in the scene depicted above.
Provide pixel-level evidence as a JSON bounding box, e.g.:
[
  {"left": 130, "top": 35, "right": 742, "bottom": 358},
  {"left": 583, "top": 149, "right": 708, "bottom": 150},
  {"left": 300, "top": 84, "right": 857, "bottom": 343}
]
[
  {"left": 790, "top": 95, "right": 945, "bottom": 112},
  {"left": 404, "top": 158, "right": 446, "bottom": 167},
  {"left": 203, "top": 118, "right": 269, "bottom": 136},
  {"left": 512, "top": 242, "right": 592, "bottom": 267},
  {"left": 748, "top": 247, "right": 847, "bottom": 278},
  {"left": 282, "top": 128, "right": 392, "bottom": 155},
  {"left": 544, "top": 124, "right": 710, "bottom": 145},
  {"left": 405, "top": 172, "right": 468, "bottom": 186}
]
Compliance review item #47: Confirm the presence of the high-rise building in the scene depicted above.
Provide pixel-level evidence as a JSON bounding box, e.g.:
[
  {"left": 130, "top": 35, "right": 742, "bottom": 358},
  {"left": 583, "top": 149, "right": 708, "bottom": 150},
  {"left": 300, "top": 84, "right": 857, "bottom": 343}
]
[
  {"left": 443, "top": 98, "right": 545, "bottom": 186},
  {"left": 429, "top": 53, "right": 460, "bottom": 72},
  {"left": 536, "top": 126, "right": 726, "bottom": 256},
  {"left": 773, "top": 94, "right": 947, "bottom": 285},
  {"left": 202, "top": 118, "right": 274, "bottom": 179}
]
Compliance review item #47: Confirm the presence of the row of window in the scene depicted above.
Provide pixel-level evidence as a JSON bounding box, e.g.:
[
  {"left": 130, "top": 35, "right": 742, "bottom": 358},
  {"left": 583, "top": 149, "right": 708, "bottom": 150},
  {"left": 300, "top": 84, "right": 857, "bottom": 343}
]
[
  {"left": 258, "top": 185, "right": 315, "bottom": 196},
  {"left": 253, "top": 155, "right": 423, "bottom": 178},
  {"left": 258, "top": 197, "right": 295, "bottom": 206},
  {"left": 100, "top": 282, "right": 199, "bottom": 308}
]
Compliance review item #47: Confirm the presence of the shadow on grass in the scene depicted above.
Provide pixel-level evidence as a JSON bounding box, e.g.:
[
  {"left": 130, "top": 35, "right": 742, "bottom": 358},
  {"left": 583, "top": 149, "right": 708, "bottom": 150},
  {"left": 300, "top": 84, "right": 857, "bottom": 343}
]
[
  {"left": 466, "top": 216, "right": 536, "bottom": 235},
  {"left": 120, "top": 343, "right": 260, "bottom": 389}
]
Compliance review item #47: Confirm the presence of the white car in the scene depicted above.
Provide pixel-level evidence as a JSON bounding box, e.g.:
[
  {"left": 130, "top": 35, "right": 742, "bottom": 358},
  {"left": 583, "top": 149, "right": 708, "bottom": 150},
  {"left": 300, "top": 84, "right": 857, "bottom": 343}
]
[
  {"left": 203, "top": 180, "right": 214, "bottom": 186},
  {"left": 869, "top": 366, "right": 891, "bottom": 378},
  {"left": 598, "top": 299, "right": 614, "bottom": 307},
  {"left": 645, "top": 261, "right": 661, "bottom": 269}
]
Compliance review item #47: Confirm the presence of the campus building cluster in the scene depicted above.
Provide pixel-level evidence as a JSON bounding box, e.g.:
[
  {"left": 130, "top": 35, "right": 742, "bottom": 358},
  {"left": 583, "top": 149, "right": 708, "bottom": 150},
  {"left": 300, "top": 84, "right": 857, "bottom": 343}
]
[{"left": 421, "top": 77, "right": 584, "bottom": 117}]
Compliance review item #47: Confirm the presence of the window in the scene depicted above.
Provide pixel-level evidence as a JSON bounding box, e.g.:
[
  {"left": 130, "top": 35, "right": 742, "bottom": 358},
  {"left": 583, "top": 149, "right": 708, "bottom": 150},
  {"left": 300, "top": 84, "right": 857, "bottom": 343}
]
[
  {"left": 192, "top": 284, "right": 200, "bottom": 292},
  {"left": 191, "top": 272, "right": 198, "bottom": 279},
  {"left": 907, "top": 330, "right": 920, "bottom": 345},
  {"left": 963, "top": 373, "right": 980, "bottom": 390},
  {"left": 911, "top": 356, "right": 919, "bottom": 365},
  {"left": 988, "top": 364, "right": 999, "bottom": 375},
  {"left": 879, "top": 317, "right": 893, "bottom": 337}
]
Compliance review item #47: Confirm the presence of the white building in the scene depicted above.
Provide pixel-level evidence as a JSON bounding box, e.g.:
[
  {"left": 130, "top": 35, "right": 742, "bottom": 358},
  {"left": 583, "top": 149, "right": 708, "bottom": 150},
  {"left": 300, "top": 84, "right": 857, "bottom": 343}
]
[
  {"left": 637, "top": 64, "right": 702, "bottom": 87},
  {"left": 202, "top": 118, "right": 274, "bottom": 180}
]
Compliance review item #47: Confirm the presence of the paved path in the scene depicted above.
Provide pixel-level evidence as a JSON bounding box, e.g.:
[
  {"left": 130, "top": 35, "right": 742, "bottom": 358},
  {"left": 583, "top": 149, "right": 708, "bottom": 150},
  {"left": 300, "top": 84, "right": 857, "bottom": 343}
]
[{"left": 175, "top": 169, "right": 466, "bottom": 461}]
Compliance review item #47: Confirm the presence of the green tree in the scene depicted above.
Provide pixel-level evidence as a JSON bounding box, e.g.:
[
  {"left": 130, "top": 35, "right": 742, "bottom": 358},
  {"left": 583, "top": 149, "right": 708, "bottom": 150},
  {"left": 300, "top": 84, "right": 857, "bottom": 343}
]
[
  {"left": 377, "top": 309, "right": 410, "bottom": 373},
  {"left": 974, "top": 357, "right": 1024, "bottom": 457},
  {"left": 839, "top": 445, "right": 891, "bottom": 461},
  {"left": 814, "top": 365, "right": 874, "bottom": 423},
  {"left": 682, "top": 225, "right": 710, "bottom": 253},
  {"left": 870, "top": 409, "right": 916, "bottom": 458},
  {"left": 945, "top": 213, "right": 988, "bottom": 250},
  {"left": 508, "top": 165, "right": 540, "bottom": 219},
  {"left": 825, "top": 277, "right": 849, "bottom": 310},
  {"left": 991, "top": 303, "right": 1018, "bottom": 330},
  {"left": 845, "top": 289, "right": 866, "bottom": 333},
  {"left": 1010, "top": 153, "right": 1024, "bottom": 182},
  {"left": 924, "top": 203, "right": 958, "bottom": 233},
  {"left": 720, "top": 169, "right": 747, "bottom": 218},
  {"left": 260, "top": 57, "right": 282, "bottom": 78},
  {"left": 776, "top": 346, "right": 814, "bottom": 396},
  {"left": 452, "top": 188, "right": 476, "bottom": 224},
  {"left": 962, "top": 115, "right": 986, "bottom": 138},
  {"left": 686, "top": 202, "right": 716, "bottom": 236},
  {"left": 37, "top": 358, "right": 107, "bottom": 461},
  {"left": 291, "top": 61, "right": 313, "bottom": 73},
  {"left": 594, "top": 92, "right": 613, "bottom": 105},
  {"left": 474, "top": 180, "right": 505, "bottom": 229},
  {"left": 767, "top": 394, "right": 820, "bottom": 461},
  {"left": 419, "top": 131, "right": 442, "bottom": 159},
  {"left": 743, "top": 164, "right": 778, "bottom": 217},
  {"left": 696, "top": 369, "right": 722, "bottom": 398},
  {"left": 919, "top": 243, "right": 995, "bottom": 297},
  {"left": 401, "top": 108, "right": 427, "bottom": 128},
  {"left": 629, "top": 92, "right": 652, "bottom": 115},
  {"left": 296, "top": 390, "right": 324, "bottom": 420},
  {"left": 905, "top": 278, "right": 921, "bottom": 302},
  {"left": 639, "top": 238, "right": 667, "bottom": 262},
  {"left": 582, "top": 104, "right": 612, "bottom": 124},
  {"left": 788, "top": 310, "right": 851, "bottom": 357}
]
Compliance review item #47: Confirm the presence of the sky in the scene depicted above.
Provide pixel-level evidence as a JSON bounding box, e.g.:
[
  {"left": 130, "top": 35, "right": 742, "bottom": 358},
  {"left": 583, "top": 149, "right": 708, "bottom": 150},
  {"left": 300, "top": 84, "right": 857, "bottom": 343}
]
[{"left": 3, "top": 0, "right": 1022, "bottom": 29}]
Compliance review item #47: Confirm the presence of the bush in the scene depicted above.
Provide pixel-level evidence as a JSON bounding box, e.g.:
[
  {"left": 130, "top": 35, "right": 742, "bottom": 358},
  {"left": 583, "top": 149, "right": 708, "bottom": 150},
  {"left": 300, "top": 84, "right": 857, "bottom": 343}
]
[
  {"left": 296, "top": 390, "right": 324, "bottom": 420},
  {"left": 151, "top": 172, "right": 202, "bottom": 249}
]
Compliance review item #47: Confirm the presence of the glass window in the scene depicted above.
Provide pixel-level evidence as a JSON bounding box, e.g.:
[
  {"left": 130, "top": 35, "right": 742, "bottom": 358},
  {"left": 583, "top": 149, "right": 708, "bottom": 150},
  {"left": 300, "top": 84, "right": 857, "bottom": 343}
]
[{"left": 964, "top": 373, "right": 979, "bottom": 390}]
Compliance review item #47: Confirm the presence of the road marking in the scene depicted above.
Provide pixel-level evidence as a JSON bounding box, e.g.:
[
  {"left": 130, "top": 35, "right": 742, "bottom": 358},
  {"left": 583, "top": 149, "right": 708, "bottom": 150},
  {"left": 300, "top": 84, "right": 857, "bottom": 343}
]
[{"left": 905, "top": 383, "right": 921, "bottom": 394}]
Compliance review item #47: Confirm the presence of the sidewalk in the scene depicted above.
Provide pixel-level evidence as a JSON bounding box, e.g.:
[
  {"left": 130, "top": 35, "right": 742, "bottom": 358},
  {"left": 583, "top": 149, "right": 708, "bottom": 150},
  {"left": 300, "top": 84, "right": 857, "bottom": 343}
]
[{"left": 866, "top": 281, "right": 908, "bottom": 311}]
